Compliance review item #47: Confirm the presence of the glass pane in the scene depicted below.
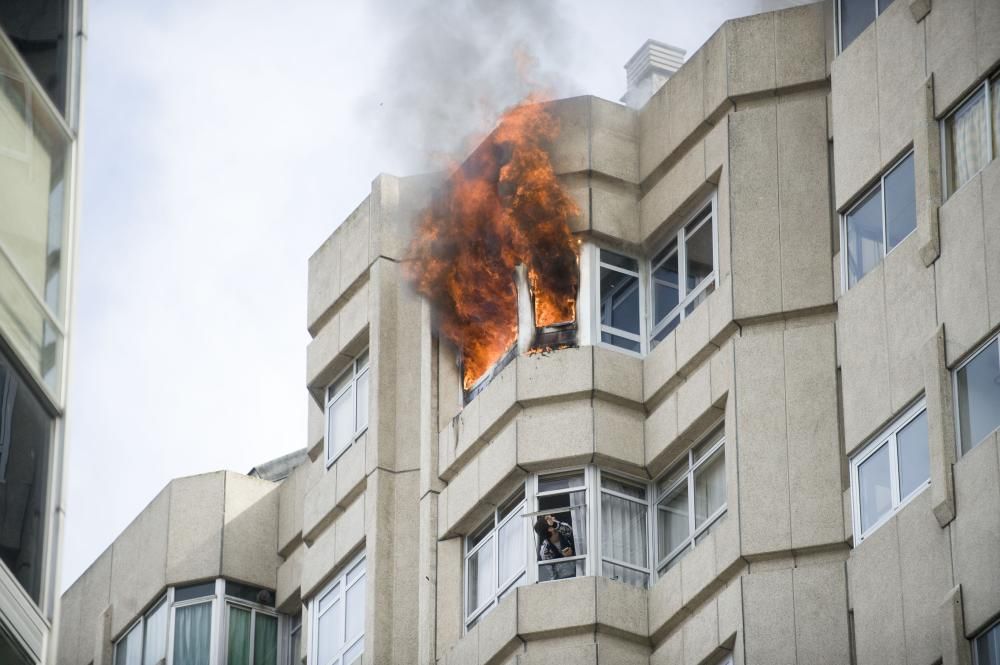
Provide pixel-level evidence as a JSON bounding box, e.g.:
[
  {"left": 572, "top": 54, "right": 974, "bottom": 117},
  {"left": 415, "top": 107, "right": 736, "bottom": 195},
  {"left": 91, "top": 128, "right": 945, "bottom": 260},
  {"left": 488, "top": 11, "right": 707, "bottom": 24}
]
[
  {"left": 498, "top": 510, "right": 525, "bottom": 585},
  {"left": 117, "top": 624, "right": 142, "bottom": 665},
  {"left": 226, "top": 606, "right": 251, "bottom": 665},
  {"left": 600, "top": 249, "right": 638, "bottom": 272},
  {"left": 993, "top": 78, "right": 1000, "bottom": 160},
  {"left": 355, "top": 368, "right": 369, "bottom": 433},
  {"left": 538, "top": 472, "right": 584, "bottom": 493},
  {"left": 499, "top": 572, "right": 525, "bottom": 599},
  {"left": 601, "top": 475, "right": 646, "bottom": 499},
  {"left": 226, "top": 581, "right": 274, "bottom": 606},
  {"left": 694, "top": 447, "right": 726, "bottom": 528},
  {"left": 345, "top": 574, "right": 365, "bottom": 642},
  {"left": 537, "top": 558, "right": 586, "bottom": 582},
  {"left": 877, "top": 0, "right": 894, "bottom": 12},
  {"left": 652, "top": 244, "right": 679, "bottom": 325},
  {"left": 948, "top": 89, "right": 989, "bottom": 194},
  {"left": 692, "top": 426, "right": 724, "bottom": 462},
  {"left": 975, "top": 621, "right": 1000, "bottom": 665},
  {"left": 600, "top": 492, "right": 648, "bottom": 568},
  {"left": 657, "top": 480, "right": 689, "bottom": 560},
  {"left": 142, "top": 601, "right": 168, "bottom": 665},
  {"left": 845, "top": 188, "right": 884, "bottom": 288},
  {"left": 685, "top": 218, "right": 714, "bottom": 291},
  {"left": 601, "top": 331, "right": 641, "bottom": 353},
  {"left": 327, "top": 386, "right": 354, "bottom": 460},
  {"left": 883, "top": 153, "right": 916, "bottom": 250},
  {"left": 253, "top": 614, "right": 277, "bottom": 665},
  {"left": 651, "top": 315, "right": 679, "bottom": 346},
  {"left": 316, "top": 598, "right": 343, "bottom": 665},
  {"left": 467, "top": 517, "right": 494, "bottom": 550},
  {"left": 173, "top": 603, "right": 213, "bottom": 665},
  {"left": 601, "top": 561, "right": 648, "bottom": 588},
  {"left": 318, "top": 582, "right": 340, "bottom": 614},
  {"left": 600, "top": 267, "right": 640, "bottom": 335},
  {"left": 858, "top": 444, "right": 892, "bottom": 533},
  {"left": 497, "top": 491, "right": 524, "bottom": 520},
  {"left": 343, "top": 639, "right": 364, "bottom": 665},
  {"left": 356, "top": 348, "right": 369, "bottom": 370},
  {"left": 466, "top": 535, "right": 494, "bottom": 615},
  {"left": 174, "top": 581, "right": 216, "bottom": 603},
  {"left": 288, "top": 622, "right": 301, "bottom": 665},
  {"left": 115, "top": 637, "right": 128, "bottom": 665},
  {"left": 327, "top": 367, "right": 353, "bottom": 402},
  {"left": 840, "top": 0, "right": 876, "bottom": 49},
  {"left": 956, "top": 339, "right": 1000, "bottom": 454},
  {"left": 896, "top": 410, "right": 929, "bottom": 498}
]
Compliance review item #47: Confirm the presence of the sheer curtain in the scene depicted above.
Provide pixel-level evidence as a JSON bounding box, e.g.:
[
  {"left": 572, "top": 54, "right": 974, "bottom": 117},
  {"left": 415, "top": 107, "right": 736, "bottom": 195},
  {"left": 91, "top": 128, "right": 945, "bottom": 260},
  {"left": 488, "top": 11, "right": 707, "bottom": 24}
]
[
  {"left": 949, "top": 92, "right": 988, "bottom": 192},
  {"left": 174, "top": 603, "right": 212, "bottom": 665},
  {"left": 253, "top": 614, "right": 278, "bottom": 665},
  {"left": 142, "top": 601, "right": 168, "bottom": 665},
  {"left": 227, "top": 606, "right": 251, "bottom": 665},
  {"left": 600, "top": 492, "right": 648, "bottom": 587}
]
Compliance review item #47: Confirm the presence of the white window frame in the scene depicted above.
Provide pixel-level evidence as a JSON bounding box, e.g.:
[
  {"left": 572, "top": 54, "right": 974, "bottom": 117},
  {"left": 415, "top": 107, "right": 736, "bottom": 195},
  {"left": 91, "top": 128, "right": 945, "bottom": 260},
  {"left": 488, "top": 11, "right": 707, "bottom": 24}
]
[
  {"left": 849, "top": 398, "right": 929, "bottom": 543},
  {"left": 941, "top": 73, "right": 998, "bottom": 199},
  {"left": 952, "top": 331, "right": 1000, "bottom": 457},
  {"left": 653, "top": 423, "right": 727, "bottom": 574},
  {"left": 166, "top": 581, "right": 220, "bottom": 665},
  {"left": 462, "top": 490, "right": 527, "bottom": 630},
  {"left": 525, "top": 467, "right": 595, "bottom": 584},
  {"left": 973, "top": 618, "right": 1000, "bottom": 665},
  {"left": 595, "top": 249, "right": 646, "bottom": 357},
  {"left": 114, "top": 594, "right": 168, "bottom": 665},
  {"left": 839, "top": 150, "right": 916, "bottom": 292},
  {"left": 324, "top": 349, "right": 370, "bottom": 467},
  {"left": 595, "top": 471, "right": 653, "bottom": 587},
  {"left": 836, "top": 0, "right": 893, "bottom": 53},
  {"left": 648, "top": 193, "right": 718, "bottom": 346},
  {"left": 284, "top": 612, "right": 302, "bottom": 665},
  {"left": 221, "top": 595, "right": 279, "bottom": 665},
  {"left": 310, "top": 551, "right": 366, "bottom": 665}
]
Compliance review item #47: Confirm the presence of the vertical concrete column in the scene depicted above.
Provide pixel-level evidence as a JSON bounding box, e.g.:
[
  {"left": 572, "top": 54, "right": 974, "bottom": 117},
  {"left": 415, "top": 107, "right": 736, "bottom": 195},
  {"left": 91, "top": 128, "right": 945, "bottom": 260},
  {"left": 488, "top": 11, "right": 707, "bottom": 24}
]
[
  {"left": 923, "top": 325, "right": 957, "bottom": 526},
  {"left": 418, "top": 298, "right": 443, "bottom": 665},
  {"left": 940, "top": 585, "right": 972, "bottom": 665},
  {"left": 418, "top": 494, "right": 440, "bottom": 665},
  {"left": 93, "top": 607, "right": 113, "bottom": 665},
  {"left": 914, "top": 75, "right": 943, "bottom": 266}
]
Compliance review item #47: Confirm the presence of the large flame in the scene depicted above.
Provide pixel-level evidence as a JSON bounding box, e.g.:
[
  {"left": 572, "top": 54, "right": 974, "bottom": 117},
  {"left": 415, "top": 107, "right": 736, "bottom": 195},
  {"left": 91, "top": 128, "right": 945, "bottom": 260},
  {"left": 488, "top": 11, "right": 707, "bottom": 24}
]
[{"left": 405, "top": 98, "right": 580, "bottom": 390}]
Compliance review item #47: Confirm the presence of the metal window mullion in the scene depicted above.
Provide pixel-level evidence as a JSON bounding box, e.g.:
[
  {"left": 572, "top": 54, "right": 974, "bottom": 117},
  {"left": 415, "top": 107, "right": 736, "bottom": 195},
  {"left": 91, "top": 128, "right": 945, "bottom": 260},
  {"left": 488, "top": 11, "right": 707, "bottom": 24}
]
[{"left": 678, "top": 225, "right": 689, "bottom": 305}]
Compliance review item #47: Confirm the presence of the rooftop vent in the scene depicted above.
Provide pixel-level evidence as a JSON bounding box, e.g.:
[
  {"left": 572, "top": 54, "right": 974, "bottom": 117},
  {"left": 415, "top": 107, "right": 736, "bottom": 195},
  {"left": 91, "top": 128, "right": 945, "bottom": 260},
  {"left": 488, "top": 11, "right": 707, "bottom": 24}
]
[{"left": 621, "top": 40, "right": 686, "bottom": 110}]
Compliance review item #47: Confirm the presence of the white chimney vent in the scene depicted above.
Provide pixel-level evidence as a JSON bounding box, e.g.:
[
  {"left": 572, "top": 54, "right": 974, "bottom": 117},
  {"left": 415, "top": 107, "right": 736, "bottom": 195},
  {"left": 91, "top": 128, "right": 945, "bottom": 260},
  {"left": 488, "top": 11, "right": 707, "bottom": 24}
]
[{"left": 621, "top": 40, "right": 686, "bottom": 110}]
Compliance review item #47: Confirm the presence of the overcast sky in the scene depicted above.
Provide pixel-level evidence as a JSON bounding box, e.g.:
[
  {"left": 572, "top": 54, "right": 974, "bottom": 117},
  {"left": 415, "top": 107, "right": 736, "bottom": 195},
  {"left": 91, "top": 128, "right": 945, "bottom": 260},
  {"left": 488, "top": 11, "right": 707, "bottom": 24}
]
[{"left": 62, "top": 0, "right": 811, "bottom": 590}]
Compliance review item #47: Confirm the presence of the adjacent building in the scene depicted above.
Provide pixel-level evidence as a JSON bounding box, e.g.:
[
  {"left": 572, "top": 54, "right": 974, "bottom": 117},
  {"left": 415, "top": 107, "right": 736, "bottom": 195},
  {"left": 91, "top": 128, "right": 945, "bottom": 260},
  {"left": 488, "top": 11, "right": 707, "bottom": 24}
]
[
  {"left": 57, "top": 0, "right": 1000, "bottom": 664},
  {"left": 0, "top": 1, "right": 87, "bottom": 664}
]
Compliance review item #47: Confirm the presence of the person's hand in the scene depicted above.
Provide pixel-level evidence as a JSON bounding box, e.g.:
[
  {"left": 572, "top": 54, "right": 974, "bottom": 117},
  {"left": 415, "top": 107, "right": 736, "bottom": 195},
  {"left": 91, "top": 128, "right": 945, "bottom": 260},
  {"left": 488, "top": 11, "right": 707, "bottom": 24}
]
[
  {"left": 562, "top": 547, "right": 573, "bottom": 556},
  {"left": 545, "top": 514, "right": 556, "bottom": 526}
]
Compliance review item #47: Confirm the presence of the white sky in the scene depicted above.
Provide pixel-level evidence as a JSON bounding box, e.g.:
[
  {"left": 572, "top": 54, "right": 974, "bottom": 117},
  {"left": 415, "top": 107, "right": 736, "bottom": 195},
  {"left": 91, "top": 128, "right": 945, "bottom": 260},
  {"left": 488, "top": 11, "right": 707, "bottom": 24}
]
[{"left": 62, "top": 0, "right": 811, "bottom": 590}]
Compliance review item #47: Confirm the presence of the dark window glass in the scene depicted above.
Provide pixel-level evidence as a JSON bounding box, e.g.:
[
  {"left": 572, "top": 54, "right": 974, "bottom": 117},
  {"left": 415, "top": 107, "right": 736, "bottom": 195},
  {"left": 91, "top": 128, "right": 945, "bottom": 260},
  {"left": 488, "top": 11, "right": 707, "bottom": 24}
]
[
  {"left": 845, "top": 189, "right": 883, "bottom": 287},
  {"left": 896, "top": 410, "right": 929, "bottom": 498},
  {"left": 600, "top": 249, "right": 638, "bottom": 273},
  {"left": 840, "top": 0, "right": 876, "bottom": 50},
  {"left": 600, "top": 331, "right": 640, "bottom": 353},
  {"left": 884, "top": 154, "right": 916, "bottom": 250},
  {"left": 599, "top": 267, "right": 640, "bottom": 335},
  {"left": 0, "top": 347, "right": 52, "bottom": 604},
  {"left": 877, "top": 0, "right": 895, "bottom": 13},
  {"left": 956, "top": 338, "right": 1000, "bottom": 454},
  {"left": 0, "top": 0, "right": 71, "bottom": 114},
  {"left": 174, "top": 581, "right": 216, "bottom": 603},
  {"left": 0, "top": 624, "right": 32, "bottom": 665},
  {"left": 976, "top": 621, "right": 1000, "bottom": 665},
  {"left": 225, "top": 580, "right": 275, "bottom": 607}
]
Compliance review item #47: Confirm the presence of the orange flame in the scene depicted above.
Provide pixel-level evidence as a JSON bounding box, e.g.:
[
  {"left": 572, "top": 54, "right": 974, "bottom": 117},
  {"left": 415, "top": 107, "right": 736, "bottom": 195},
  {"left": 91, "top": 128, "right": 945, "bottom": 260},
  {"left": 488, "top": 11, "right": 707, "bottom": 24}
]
[{"left": 405, "top": 97, "right": 580, "bottom": 390}]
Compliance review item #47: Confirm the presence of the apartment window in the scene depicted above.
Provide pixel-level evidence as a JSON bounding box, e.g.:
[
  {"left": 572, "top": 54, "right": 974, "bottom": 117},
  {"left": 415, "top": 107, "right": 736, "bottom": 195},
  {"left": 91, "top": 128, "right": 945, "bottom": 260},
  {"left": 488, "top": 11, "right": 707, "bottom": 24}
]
[
  {"left": 650, "top": 199, "right": 717, "bottom": 345},
  {"left": 311, "top": 554, "right": 365, "bottom": 665},
  {"left": 838, "top": 0, "right": 895, "bottom": 51},
  {"left": 599, "top": 474, "right": 650, "bottom": 588},
  {"left": 172, "top": 583, "right": 215, "bottom": 665},
  {"left": 654, "top": 425, "right": 726, "bottom": 573},
  {"left": 464, "top": 490, "right": 526, "bottom": 629},
  {"left": 842, "top": 152, "right": 916, "bottom": 289},
  {"left": 533, "top": 471, "right": 589, "bottom": 582},
  {"left": 224, "top": 582, "right": 278, "bottom": 665},
  {"left": 975, "top": 620, "right": 1000, "bottom": 665},
  {"left": 325, "top": 349, "right": 369, "bottom": 466},
  {"left": 850, "top": 400, "right": 929, "bottom": 541},
  {"left": 114, "top": 597, "right": 168, "bottom": 665},
  {"left": 945, "top": 74, "right": 1000, "bottom": 196},
  {"left": 598, "top": 250, "right": 643, "bottom": 353},
  {"left": 954, "top": 334, "right": 1000, "bottom": 455},
  {"left": 286, "top": 614, "right": 302, "bottom": 665}
]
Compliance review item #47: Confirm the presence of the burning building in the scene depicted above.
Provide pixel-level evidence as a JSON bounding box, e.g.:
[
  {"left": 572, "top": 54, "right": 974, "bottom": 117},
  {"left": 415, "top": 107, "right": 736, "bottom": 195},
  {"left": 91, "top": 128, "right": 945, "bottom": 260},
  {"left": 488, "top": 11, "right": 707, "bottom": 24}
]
[{"left": 56, "top": 2, "right": 1000, "bottom": 665}]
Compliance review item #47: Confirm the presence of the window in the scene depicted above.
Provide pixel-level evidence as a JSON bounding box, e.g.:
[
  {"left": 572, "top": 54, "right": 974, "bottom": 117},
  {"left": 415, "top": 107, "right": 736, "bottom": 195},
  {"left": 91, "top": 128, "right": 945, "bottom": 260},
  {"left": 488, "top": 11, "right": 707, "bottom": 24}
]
[
  {"left": 944, "top": 74, "right": 1000, "bottom": 197},
  {"left": 464, "top": 490, "right": 526, "bottom": 629},
  {"left": 533, "top": 471, "right": 589, "bottom": 582},
  {"left": 850, "top": 400, "right": 929, "bottom": 541},
  {"left": 654, "top": 425, "right": 726, "bottom": 573},
  {"left": 286, "top": 614, "right": 302, "bottom": 665},
  {"left": 325, "top": 349, "right": 369, "bottom": 466},
  {"left": 599, "top": 475, "right": 650, "bottom": 588},
  {"left": 225, "top": 603, "right": 277, "bottom": 665},
  {"left": 838, "top": 0, "right": 895, "bottom": 51},
  {"left": 842, "top": 152, "right": 916, "bottom": 289},
  {"left": 650, "top": 199, "right": 717, "bottom": 346},
  {"left": 114, "top": 596, "right": 169, "bottom": 665},
  {"left": 311, "top": 554, "right": 365, "bottom": 665},
  {"left": 172, "top": 583, "right": 215, "bottom": 665},
  {"left": 975, "top": 620, "right": 1000, "bottom": 665},
  {"left": 954, "top": 334, "right": 1000, "bottom": 455},
  {"left": 598, "top": 250, "right": 643, "bottom": 353}
]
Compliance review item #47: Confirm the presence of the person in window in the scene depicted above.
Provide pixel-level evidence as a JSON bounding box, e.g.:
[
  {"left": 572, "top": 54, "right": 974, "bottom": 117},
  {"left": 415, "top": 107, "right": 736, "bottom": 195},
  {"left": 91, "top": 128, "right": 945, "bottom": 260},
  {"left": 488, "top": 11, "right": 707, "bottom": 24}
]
[{"left": 534, "top": 514, "right": 576, "bottom": 580}]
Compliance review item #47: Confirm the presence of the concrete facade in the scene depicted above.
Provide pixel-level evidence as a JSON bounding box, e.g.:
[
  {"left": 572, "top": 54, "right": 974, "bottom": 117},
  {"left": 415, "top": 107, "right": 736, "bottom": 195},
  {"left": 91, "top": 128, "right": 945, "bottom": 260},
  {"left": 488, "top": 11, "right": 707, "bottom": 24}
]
[{"left": 58, "top": 1, "right": 1000, "bottom": 664}]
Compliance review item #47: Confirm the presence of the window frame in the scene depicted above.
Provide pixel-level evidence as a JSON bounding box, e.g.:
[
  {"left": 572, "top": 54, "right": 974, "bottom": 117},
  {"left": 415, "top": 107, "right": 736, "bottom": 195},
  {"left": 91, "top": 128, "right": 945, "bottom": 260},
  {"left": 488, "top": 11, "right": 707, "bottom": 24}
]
[
  {"left": 595, "top": 249, "right": 646, "bottom": 357},
  {"left": 113, "top": 594, "right": 168, "bottom": 665},
  {"left": 528, "top": 468, "right": 594, "bottom": 583},
  {"left": 849, "top": 398, "right": 930, "bottom": 543},
  {"left": 836, "top": 0, "right": 894, "bottom": 53},
  {"left": 652, "top": 423, "right": 727, "bottom": 573},
  {"left": 648, "top": 193, "right": 719, "bottom": 347},
  {"left": 309, "top": 551, "right": 366, "bottom": 665},
  {"left": 941, "top": 74, "right": 999, "bottom": 200},
  {"left": 595, "top": 471, "right": 653, "bottom": 588},
  {"left": 839, "top": 150, "right": 916, "bottom": 292},
  {"left": 973, "top": 618, "right": 1000, "bottom": 665},
  {"left": 221, "top": 596, "right": 279, "bottom": 665},
  {"left": 952, "top": 331, "right": 1000, "bottom": 457},
  {"left": 462, "top": 490, "right": 527, "bottom": 630},
  {"left": 324, "top": 349, "right": 370, "bottom": 467}
]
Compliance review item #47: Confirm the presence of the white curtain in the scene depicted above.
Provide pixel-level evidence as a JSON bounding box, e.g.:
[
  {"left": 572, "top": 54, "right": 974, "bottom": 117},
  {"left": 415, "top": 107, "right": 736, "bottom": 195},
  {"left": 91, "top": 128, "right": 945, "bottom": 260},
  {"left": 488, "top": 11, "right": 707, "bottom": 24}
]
[
  {"left": 694, "top": 449, "right": 726, "bottom": 527},
  {"left": 600, "top": 492, "right": 648, "bottom": 587},
  {"left": 142, "top": 601, "right": 168, "bottom": 665},
  {"left": 949, "top": 93, "right": 988, "bottom": 191},
  {"left": 173, "top": 603, "right": 212, "bottom": 665}
]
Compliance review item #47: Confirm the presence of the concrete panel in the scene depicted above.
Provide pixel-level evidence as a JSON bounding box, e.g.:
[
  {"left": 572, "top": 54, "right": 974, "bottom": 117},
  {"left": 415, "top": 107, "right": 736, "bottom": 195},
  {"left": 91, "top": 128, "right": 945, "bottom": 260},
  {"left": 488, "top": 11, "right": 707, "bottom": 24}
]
[
  {"left": 595, "top": 636, "right": 649, "bottom": 665},
  {"left": 703, "top": 28, "right": 729, "bottom": 119},
  {"left": 593, "top": 400, "right": 645, "bottom": 470},
  {"left": 302, "top": 464, "right": 339, "bottom": 545},
  {"left": 776, "top": 93, "right": 833, "bottom": 311},
  {"left": 848, "top": 518, "right": 906, "bottom": 665},
  {"left": 589, "top": 97, "right": 639, "bottom": 185},
  {"left": 924, "top": 325, "right": 958, "bottom": 525},
  {"left": 108, "top": 488, "right": 169, "bottom": 637},
  {"left": 640, "top": 144, "right": 708, "bottom": 243},
  {"left": 982, "top": 161, "right": 1000, "bottom": 331},
  {"left": 682, "top": 598, "right": 720, "bottom": 665},
  {"left": 792, "top": 562, "right": 850, "bottom": 664},
  {"left": 335, "top": 437, "right": 366, "bottom": 508},
  {"left": 952, "top": 433, "right": 1000, "bottom": 632},
  {"left": 648, "top": 561, "right": 683, "bottom": 639},
  {"left": 477, "top": 360, "right": 518, "bottom": 442},
  {"left": 743, "top": 569, "right": 795, "bottom": 665},
  {"left": 839, "top": 265, "right": 892, "bottom": 454},
  {"left": 977, "top": 0, "right": 1000, "bottom": 78},
  {"left": 595, "top": 577, "right": 648, "bottom": 639},
  {"left": 703, "top": 109, "right": 728, "bottom": 178},
  {"left": 56, "top": 579, "right": 82, "bottom": 665},
  {"left": 444, "top": 624, "right": 478, "bottom": 665},
  {"left": 708, "top": 277, "right": 734, "bottom": 346},
  {"left": 165, "top": 473, "right": 225, "bottom": 584},
  {"left": 676, "top": 361, "right": 718, "bottom": 439},
  {"left": 517, "top": 577, "right": 596, "bottom": 638},
  {"left": 644, "top": 332, "right": 678, "bottom": 405},
  {"left": 590, "top": 178, "right": 641, "bottom": 245},
  {"left": 64, "top": 547, "right": 113, "bottom": 665},
  {"left": 831, "top": 27, "right": 880, "bottom": 210},
  {"left": 593, "top": 346, "right": 643, "bottom": 405},
  {"left": 338, "top": 282, "right": 369, "bottom": 349},
  {"left": 478, "top": 594, "right": 521, "bottom": 665},
  {"left": 935, "top": 175, "right": 989, "bottom": 364},
  {"left": 680, "top": 528, "right": 717, "bottom": 606},
  {"left": 775, "top": 3, "right": 826, "bottom": 89},
  {"left": 445, "top": 455, "right": 480, "bottom": 534},
  {"left": 337, "top": 199, "right": 372, "bottom": 298},
  {"left": 520, "top": 639, "right": 596, "bottom": 665},
  {"left": 926, "top": 0, "right": 978, "bottom": 115},
  {"left": 307, "top": 216, "right": 343, "bottom": 335},
  {"left": 649, "top": 629, "right": 683, "bottom": 665},
  {"left": 333, "top": 494, "right": 366, "bottom": 574},
  {"left": 222, "top": 473, "right": 281, "bottom": 589},
  {"left": 644, "top": 392, "right": 681, "bottom": 472},
  {"left": 717, "top": 577, "right": 743, "bottom": 645},
  {"left": 876, "top": 0, "right": 926, "bottom": 165},
  {"left": 278, "top": 461, "right": 307, "bottom": 556},
  {"left": 436, "top": 537, "right": 463, "bottom": 654},
  {"left": 516, "top": 399, "right": 594, "bottom": 470},
  {"left": 307, "top": 396, "right": 324, "bottom": 461},
  {"left": 638, "top": 80, "right": 671, "bottom": 183},
  {"left": 516, "top": 347, "right": 592, "bottom": 404},
  {"left": 730, "top": 105, "right": 782, "bottom": 319},
  {"left": 726, "top": 12, "right": 776, "bottom": 98},
  {"left": 547, "top": 97, "right": 591, "bottom": 177},
  {"left": 276, "top": 544, "right": 303, "bottom": 612},
  {"left": 709, "top": 339, "right": 732, "bottom": 405},
  {"left": 478, "top": 423, "right": 522, "bottom": 500},
  {"left": 675, "top": 297, "right": 712, "bottom": 371},
  {"left": 666, "top": 47, "right": 707, "bottom": 157}
]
